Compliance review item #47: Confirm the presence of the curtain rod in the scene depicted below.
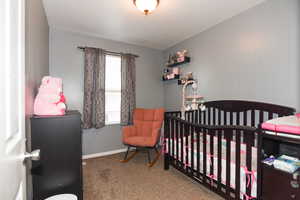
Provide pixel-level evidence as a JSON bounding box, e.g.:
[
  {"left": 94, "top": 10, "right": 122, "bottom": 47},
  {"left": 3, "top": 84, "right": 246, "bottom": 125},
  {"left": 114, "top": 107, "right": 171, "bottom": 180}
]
[{"left": 77, "top": 46, "right": 139, "bottom": 58}]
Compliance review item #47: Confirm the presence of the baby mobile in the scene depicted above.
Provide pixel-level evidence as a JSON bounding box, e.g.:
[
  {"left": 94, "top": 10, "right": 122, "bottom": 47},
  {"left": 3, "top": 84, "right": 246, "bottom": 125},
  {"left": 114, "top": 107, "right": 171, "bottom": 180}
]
[{"left": 179, "top": 72, "right": 205, "bottom": 120}]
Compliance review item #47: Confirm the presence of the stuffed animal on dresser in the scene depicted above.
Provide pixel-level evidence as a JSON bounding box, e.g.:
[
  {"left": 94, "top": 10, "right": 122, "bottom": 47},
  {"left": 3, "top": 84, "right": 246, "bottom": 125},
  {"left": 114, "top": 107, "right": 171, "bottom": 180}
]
[{"left": 34, "top": 76, "right": 66, "bottom": 116}]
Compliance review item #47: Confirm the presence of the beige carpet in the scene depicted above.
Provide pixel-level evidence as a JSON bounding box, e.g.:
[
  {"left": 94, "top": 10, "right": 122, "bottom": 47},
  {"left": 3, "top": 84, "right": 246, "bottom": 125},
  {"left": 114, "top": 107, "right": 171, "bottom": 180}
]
[{"left": 83, "top": 152, "right": 223, "bottom": 200}]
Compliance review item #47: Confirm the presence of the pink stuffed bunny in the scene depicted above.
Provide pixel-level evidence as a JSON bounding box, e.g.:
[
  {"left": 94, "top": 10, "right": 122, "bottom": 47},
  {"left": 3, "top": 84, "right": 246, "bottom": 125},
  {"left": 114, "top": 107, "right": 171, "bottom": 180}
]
[{"left": 33, "top": 76, "right": 66, "bottom": 116}]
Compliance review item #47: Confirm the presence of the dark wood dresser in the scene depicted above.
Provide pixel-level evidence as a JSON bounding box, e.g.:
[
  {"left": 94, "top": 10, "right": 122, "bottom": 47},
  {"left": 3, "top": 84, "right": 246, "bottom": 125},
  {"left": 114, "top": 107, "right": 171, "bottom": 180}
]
[
  {"left": 31, "top": 111, "right": 83, "bottom": 200},
  {"left": 261, "top": 133, "right": 300, "bottom": 200}
]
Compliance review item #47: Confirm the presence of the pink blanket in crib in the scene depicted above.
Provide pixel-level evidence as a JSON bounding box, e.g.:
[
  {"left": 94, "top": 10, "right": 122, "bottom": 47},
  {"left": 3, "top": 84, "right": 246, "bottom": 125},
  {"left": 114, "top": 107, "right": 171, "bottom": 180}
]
[{"left": 261, "top": 114, "right": 300, "bottom": 135}]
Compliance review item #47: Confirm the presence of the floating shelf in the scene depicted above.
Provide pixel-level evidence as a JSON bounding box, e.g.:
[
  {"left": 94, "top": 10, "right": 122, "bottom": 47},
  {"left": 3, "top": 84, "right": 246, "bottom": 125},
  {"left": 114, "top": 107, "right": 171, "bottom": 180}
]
[
  {"left": 167, "top": 57, "right": 191, "bottom": 68},
  {"left": 162, "top": 74, "right": 180, "bottom": 81},
  {"left": 177, "top": 78, "right": 194, "bottom": 85}
]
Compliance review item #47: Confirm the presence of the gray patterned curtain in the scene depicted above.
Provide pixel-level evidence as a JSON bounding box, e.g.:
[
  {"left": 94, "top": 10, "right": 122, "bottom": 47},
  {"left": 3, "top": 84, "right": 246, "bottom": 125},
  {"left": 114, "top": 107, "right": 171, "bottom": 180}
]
[
  {"left": 82, "top": 47, "right": 105, "bottom": 129},
  {"left": 121, "top": 54, "right": 136, "bottom": 125}
]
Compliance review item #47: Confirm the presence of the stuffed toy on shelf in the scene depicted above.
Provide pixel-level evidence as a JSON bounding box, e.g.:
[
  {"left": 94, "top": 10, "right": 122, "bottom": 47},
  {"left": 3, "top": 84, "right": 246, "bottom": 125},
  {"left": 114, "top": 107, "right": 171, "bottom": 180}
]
[{"left": 33, "top": 76, "right": 66, "bottom": 116}]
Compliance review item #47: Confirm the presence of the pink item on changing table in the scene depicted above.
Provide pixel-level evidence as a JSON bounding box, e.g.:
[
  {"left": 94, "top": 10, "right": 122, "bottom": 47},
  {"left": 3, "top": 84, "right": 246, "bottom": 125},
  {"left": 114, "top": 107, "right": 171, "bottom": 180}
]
[
  {"left": 261, "top": 114, "right": 300, "bottom": 135},
  {"left": 33, "top": 76, "right": 66, "bottom": 116}
]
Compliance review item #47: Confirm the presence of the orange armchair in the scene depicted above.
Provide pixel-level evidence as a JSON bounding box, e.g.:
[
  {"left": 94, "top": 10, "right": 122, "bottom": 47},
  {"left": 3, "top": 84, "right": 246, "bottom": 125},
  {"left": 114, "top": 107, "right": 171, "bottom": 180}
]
[{"left": 121, "top": 108, "right": 165, "bottom": 167}]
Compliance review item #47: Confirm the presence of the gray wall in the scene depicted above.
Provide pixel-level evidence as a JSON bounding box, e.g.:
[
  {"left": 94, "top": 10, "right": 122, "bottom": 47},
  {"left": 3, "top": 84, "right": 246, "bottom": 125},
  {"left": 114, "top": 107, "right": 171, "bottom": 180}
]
[
  {"left": 164, "top": 0, "right": 300, "bottom": 112},
  {"left": 25, "top": 0, "right": 49, "bottom": 199},
  {"left": 49, "top": 29, "right": 164, "bottom": 155},
  {"left": 49, "top": 0, "right": 300, "bottom": 156}
]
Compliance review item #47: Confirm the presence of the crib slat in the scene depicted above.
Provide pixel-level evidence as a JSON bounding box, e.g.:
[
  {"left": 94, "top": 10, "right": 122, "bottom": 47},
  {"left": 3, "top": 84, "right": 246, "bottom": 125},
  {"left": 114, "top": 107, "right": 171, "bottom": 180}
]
[
  {"left": 199, "top": 110, "right": 203, "bottom": 124},
  {"left": 176, "top": 119, "right": 179, "bottom": 160},
  {"left": 257, "top": 130, "right": 263, "bottom": 200},
  {"left": 196, "top": 127, "right": 200, "bottom": 178},
  {"left": 210, "top": 129, "right": 214, "bottom": 187},
  {"left": 217, "top": 130, "right": 222, "bottom": 192},
  {"left": 185, "top": 123, "right": 189, "bottom": 173},
  {"left": 230, "top": 112, "right": 233, "bottom": 125},
  {"left": 195, "top": 110, "right": 198, "bottom": 124},
  {"left": 203, "top": 128, "right": 207, "bottom": 183},
  {"left": 225, "top": 129, "right": 232, "bottom": 197},
  {"left": 213, "top": 108, "right": 216, "bottom": 125},
  {"left": 171, "top": 119, "right": 174, "bottom": 157},
  {"left": 251, "top": 110, "right": 255, "bottom": 127},
  {"left": 192, "top": 111, "right": 195, "bottom": 123},
  {"left": 167, "top": 118, "right": 171, "bottom": 158},
  {"left": 191, "top": 124, "right": 195, "bottom": 173},
  {"left": 268, "top": 112, "right": 273, "bottom": 120},
  {"left": 180, "top": 121, "right": 184, "bottom": 165},
  {"left": 218, "top": 109, "right": 221, "bottom": 125},
  {"left": 235, "top": 130, "right": 241, "bottom": 200},
  {"left": 204, "top": 110, "right": 207, "bottom": 125},
  {"left": 243, "top": 111, "right": 247, "bottom": 126},
  {"left": 244, "top": 130, "right": 255, "bottom": 198},
  {"left": 259, "top": 110, "right": 264, "bottom": 124},
  {"left": 208, "top": 107, "right": 211, "bottom": 125},
  {"left": 236, "top": 112, "right": 240, "bottom": 125},
  {"left": 224, "top": 111, "right": 227, "bottom": 125}
]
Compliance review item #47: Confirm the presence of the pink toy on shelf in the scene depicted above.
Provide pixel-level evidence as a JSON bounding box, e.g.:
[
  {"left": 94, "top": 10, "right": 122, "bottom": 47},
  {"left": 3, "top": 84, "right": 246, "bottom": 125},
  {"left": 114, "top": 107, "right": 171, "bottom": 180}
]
[{"left": 33, "top": 76, "right": 66, "bottom": 116}]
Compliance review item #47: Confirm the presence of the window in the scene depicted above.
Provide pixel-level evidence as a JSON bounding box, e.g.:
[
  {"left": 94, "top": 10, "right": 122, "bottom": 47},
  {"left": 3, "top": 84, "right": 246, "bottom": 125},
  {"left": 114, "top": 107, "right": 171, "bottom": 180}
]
[{"left": 105, "top": 55, "right": 121, "bottom": 125}]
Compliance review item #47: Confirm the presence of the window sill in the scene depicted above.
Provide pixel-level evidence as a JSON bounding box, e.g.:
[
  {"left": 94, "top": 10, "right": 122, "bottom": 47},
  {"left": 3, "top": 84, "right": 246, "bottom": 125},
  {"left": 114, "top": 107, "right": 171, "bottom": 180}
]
[{"left": 105, "top": 122, "right": 121, "bottom": 126}]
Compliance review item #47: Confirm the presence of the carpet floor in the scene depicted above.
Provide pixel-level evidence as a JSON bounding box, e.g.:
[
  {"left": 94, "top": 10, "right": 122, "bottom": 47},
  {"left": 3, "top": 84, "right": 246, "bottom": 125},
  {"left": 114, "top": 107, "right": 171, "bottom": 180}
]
[{"left": 83, "top": 152, "right": 223, "bottom": 200}]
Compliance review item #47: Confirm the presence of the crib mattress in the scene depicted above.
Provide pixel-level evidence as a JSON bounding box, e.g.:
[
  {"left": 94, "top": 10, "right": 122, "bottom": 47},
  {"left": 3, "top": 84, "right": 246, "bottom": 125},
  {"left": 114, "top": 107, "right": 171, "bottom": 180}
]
[{"left": 166, "top": 136, "right": 257, "bottom": 198}]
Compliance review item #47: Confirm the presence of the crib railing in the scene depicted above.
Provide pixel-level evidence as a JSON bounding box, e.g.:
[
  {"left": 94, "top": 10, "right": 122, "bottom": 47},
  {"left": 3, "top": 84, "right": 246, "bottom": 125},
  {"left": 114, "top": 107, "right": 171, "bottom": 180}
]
[
  {"left": 164, "top": 116, "right": 259, "bottom": 200},
  {"left": 164, "top": 100, "right": 295, "bottom": 200},
  {"left": 168, "top": 100, "right": 295, "bottom": 127}
]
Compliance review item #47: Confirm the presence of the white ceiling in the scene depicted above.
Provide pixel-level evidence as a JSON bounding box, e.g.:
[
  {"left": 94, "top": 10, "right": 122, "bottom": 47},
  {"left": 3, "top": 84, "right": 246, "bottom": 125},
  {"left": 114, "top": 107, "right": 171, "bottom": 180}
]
[{"left": 43, "top": 0, "right": 266, "bottom": 50}]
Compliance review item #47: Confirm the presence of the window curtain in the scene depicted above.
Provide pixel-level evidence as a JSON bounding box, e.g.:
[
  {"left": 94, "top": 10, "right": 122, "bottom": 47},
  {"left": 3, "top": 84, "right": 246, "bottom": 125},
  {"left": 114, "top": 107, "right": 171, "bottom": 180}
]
[
  {"left": 82, "top": 47, "right": 105, "bottom": 129},
  {"left": 121, "top": 54, "right": 136, "bottom": 125}
]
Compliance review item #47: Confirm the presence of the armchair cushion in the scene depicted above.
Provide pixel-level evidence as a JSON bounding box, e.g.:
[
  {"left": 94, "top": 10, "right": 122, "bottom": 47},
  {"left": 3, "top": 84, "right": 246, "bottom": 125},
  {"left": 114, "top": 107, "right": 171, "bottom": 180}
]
[
  {"left": 123, "top": 136, "right": 156, "bottom": 147},
  {"left": 122, "top": 126, "right": 137, "bottom": 140}
]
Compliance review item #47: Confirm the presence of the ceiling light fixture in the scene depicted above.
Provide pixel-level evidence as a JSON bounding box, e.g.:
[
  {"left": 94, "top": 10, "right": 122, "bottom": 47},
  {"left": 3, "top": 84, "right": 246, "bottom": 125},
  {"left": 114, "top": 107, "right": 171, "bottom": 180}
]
[{"left": 133, "top": 0, "right": 159, "bottom": 15}]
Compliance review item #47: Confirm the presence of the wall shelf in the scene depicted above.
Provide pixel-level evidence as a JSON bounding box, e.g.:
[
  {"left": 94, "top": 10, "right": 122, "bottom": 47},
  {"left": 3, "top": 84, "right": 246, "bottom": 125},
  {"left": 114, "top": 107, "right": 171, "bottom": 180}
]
[
  {"left": 177, "top": 78, "right": 194, "bottom": 85},
  {"left": 167, "top": 57, "right": 191, "bottom": 68},
  {"left": 162, "top": 74, "right": 180, "bottom": 81}
]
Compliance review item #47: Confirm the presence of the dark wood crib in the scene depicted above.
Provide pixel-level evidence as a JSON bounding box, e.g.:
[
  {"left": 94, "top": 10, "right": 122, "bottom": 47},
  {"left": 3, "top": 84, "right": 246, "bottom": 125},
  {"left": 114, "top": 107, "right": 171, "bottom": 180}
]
[{"left": 163, "top": 100, "right": 295, "bottom": 200}]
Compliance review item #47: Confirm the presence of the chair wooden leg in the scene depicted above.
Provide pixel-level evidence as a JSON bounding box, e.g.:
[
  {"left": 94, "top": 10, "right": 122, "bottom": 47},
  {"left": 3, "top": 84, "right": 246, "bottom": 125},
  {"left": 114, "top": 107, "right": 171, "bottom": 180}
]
[
  {"left": 147, "top": 147, "right": 160, "bottom": 168},
  {"left": 147, "top": 149, "right": 151, "bottom": 164},
  {"left": 120, "top": 146, "right": 138, "bottom": 163}
]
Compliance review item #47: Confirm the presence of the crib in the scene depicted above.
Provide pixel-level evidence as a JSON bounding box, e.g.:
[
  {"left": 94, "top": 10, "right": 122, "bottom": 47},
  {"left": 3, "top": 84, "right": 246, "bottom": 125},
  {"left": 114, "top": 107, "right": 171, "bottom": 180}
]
[{"left": 163, "top": 100, "right": 295, "bottom": 200}]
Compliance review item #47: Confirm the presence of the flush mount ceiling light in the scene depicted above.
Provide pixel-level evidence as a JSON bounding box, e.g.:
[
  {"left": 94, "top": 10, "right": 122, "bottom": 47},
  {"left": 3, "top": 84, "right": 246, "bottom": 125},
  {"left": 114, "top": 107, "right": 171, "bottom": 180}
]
[{"left": 133, "top": 0, "right": 159, "bottom": 15}]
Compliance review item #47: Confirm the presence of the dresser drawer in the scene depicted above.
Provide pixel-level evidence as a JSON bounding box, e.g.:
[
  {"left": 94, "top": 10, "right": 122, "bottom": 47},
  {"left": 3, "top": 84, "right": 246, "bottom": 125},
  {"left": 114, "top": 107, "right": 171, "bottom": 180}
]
[{"left": 262, "top": 165, "right": 300, "bottom": 200}]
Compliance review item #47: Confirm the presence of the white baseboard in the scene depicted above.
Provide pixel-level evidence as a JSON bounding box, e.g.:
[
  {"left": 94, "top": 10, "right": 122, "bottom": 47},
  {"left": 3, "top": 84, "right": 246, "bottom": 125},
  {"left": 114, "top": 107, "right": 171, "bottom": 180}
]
[{"left": 82, "top": 148, "right": 128, "bottom": 160}]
